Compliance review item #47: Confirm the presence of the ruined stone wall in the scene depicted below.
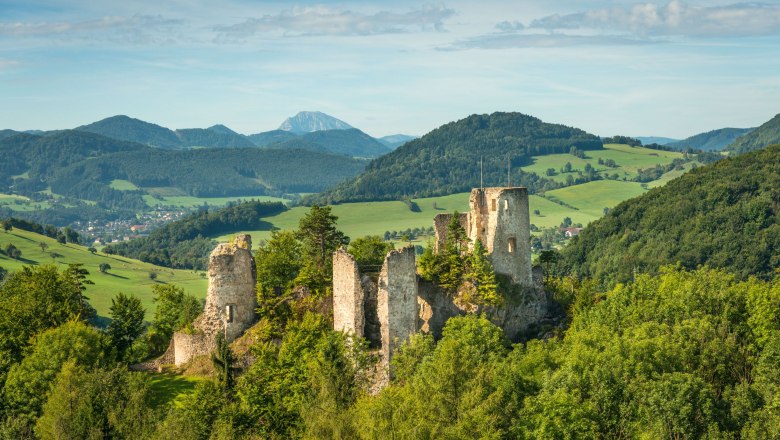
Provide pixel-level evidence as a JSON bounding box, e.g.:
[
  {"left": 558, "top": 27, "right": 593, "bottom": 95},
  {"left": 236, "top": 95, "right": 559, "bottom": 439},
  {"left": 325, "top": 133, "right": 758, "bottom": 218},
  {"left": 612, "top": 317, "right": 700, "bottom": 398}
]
[
  {"left": 377, "top": 246, "right": 418, "bottom": 366},
  {"left": 468, "top": 187, "right": 532, "bottom": 286},
  {"left": 173, "top": 332, "right": 214, "bottom": 367},
  {"left": 332, "top": 248, "right": 365, "bottom": 338},
  {"left": 417, "top": 280, "right": 466, "bottom": 339},
  {"left": 433, "top": 212, "right": 470, "bottom": 252}
]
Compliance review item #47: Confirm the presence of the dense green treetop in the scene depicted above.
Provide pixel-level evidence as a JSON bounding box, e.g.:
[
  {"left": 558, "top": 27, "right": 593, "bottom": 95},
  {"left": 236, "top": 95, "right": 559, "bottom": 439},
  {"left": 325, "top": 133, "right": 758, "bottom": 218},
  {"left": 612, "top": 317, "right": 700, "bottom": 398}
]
[{"left": 560, "top": 144, "right": 780, "bottom": 285}]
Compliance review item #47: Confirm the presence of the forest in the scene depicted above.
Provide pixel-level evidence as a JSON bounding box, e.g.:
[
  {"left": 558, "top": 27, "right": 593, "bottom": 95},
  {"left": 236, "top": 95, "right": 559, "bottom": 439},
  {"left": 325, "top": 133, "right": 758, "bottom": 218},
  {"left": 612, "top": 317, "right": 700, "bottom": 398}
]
[{"left": 0, "top": 206, "right": 778, "bottom": 438}]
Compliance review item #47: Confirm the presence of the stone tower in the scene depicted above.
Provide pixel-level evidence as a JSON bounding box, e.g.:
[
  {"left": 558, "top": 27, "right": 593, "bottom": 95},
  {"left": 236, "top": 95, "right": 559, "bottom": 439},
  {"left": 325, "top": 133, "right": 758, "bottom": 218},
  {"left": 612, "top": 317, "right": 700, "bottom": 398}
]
[
  {"left": 377, "top": 246, "right": 418, "bottom": 365},
  {"left": 332, "top": 248, "right": 365, "bottom": 338},
  {"left": 172, "top": 234, "right": 257, "bottom": 366},
  {"left": 434, "top": 187, "right": 533, "bottom": 286},
  {"left": 468, "top": 187, "right": 532, "bottom": 286}
]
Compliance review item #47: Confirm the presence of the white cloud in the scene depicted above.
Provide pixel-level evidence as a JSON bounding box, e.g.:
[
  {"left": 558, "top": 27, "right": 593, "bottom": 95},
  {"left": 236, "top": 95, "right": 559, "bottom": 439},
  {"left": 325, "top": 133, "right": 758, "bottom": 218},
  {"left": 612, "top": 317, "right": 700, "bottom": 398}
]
[
  {"left": 213, "top": 5, "right": 456, "bottom": 40},
  {"left": 0, "top": 59, "right": 21, "bottom": 70},
  {"left": 0, "top": 15, "right": 184, "bottom": 44},
  {"left": 530, "top": 1, "right": 780, "bottom": 38},
  {"left": 443, "top": 33, "right": 657, "bottom": 50}
]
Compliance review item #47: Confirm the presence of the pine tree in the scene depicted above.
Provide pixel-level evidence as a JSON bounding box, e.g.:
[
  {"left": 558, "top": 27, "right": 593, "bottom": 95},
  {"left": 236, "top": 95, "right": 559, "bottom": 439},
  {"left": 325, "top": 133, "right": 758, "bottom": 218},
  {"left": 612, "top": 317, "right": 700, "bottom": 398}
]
[
  {"left": 212, "top": 332, "right": 236, "bottom": 391},
  {"left": 466, "top": 240, "right": 501, "bottom": 306}
]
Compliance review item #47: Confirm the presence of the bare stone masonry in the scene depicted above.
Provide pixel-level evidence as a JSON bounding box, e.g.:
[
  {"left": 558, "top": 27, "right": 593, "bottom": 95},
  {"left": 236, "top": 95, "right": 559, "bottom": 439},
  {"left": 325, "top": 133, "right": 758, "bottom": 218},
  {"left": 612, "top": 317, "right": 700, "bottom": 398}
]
[
  {"left": 332, "top": 249, "right": 365, "bottom": 338},
  {"left": 377, "top": 246, "right": 418, "bottom": 365},
  {"left": 166, "top": 234, "right": 257, "bottom": 367}
]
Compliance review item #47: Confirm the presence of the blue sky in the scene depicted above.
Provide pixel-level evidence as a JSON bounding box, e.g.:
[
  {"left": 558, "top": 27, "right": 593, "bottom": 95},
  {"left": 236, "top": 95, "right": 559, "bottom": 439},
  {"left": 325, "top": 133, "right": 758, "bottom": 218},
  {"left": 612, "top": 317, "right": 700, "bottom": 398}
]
[{"left": 1, "top": 0, "right": 779, "bottom": 138}]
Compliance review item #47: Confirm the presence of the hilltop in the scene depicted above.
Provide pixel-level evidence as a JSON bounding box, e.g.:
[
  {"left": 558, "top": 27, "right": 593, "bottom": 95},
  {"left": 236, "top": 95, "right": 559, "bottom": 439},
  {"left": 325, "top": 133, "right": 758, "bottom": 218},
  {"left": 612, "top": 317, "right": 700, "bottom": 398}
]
[
  {"left": 78, "top": 115, "right": 183, "bottom": 149},
  {"left": 560, "top": 144, "right": 780, "bottom": 284},
  {"left": 726, "top": 113, "right": 780, "bottom": 154},
  {"left": 278, "top": 111, "right": 353, "bottom": 133},
  {"left": 310, "top": 112, "right": 603, "bottom": 203},
  {"left": 667, "top": 127, "right": 753, "bottom": 151}
]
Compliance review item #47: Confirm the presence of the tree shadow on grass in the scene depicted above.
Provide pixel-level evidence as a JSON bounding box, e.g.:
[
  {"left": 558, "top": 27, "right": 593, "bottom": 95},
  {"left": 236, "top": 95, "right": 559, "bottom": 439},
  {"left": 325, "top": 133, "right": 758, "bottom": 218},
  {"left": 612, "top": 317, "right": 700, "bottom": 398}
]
[{"left": 102, "top": 272, "right": 129, "bottom": 280}]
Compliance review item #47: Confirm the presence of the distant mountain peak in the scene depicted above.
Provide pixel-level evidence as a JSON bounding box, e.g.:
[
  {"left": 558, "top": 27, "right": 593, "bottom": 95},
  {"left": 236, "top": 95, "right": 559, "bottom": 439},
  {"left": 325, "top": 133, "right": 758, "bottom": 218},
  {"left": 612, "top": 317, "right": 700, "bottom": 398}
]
[
  {"left": 207, "top": 124, "right": 237, "bottom": 135},
  {"left": 278, "top": 111, "right": 353, "bottom": 133}
]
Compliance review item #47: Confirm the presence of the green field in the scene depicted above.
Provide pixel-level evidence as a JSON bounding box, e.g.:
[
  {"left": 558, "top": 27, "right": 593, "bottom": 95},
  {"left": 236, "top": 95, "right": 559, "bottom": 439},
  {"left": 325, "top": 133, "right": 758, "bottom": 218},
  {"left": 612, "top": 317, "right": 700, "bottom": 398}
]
[
  {"left": 0, "top": 229, "right": 207, "bottom": 319},
  {"left": 0, "top": 193, "right": 53, "bottom": 211},
  {"left": 109, "top": 179, "right": 141, "bottom": 191},
  {"left": 521, "top": 144, "right": 683, "bottom": 183},
  {"left": 142, "top": 194, "right": 290, "bottom": 208},
  {"left": 214, "top": 179, "right": 652, "bottom": 244}
]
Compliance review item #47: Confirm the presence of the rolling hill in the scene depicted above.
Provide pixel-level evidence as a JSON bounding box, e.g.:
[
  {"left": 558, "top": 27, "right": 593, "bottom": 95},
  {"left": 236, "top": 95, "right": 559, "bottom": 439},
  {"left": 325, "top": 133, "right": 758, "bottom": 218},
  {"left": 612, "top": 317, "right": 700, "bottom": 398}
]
[
  {"left": 0, "top": 228, "right": 207, "bottom": 319},
  {"left": 726, "top": 113, "right": 780, "bottom": 155},
  {"left": 174, "top": 125, "right": 256, "bottom": 148},
  {"left": 248, "top": 128, "right": 391, "bottom": 158},
  {"left": 560, "top": 144, "right": 780, "bottom": 284},
  {"left": 310, "top": 112, "right": 603, "bottom": 203},
  {"left": 667, "top": 127, "right": 753, "bottom": 151},
  {"left": 77, "top": 115, "right": 183, "bottom": 149}
]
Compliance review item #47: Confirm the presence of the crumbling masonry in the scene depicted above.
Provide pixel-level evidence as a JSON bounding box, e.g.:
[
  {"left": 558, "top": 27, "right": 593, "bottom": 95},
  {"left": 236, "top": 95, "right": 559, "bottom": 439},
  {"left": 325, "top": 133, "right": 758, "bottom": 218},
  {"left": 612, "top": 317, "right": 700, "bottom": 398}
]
[
  {"left": 156, "top": 234, "right": 258, "bottom": 367},
  {"left": 333, "top": 187, "right": 548, "bottom": 375}
]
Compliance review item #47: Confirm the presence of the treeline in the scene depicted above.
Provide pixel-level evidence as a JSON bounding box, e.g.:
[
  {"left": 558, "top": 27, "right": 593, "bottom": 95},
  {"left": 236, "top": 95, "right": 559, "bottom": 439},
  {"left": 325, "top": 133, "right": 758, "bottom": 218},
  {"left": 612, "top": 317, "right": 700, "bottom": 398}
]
[
  {"left": 310, "top": 112, "right": 603, "bottom": 204},
  {"left": 104, "top": 200, "right": 286, "bottom": 270},
  {"left": 0, "top": 217, "right": 81, "bottom": 243},
  {"left": 560, "top": 144, "right": 780, "bottom": 285}
]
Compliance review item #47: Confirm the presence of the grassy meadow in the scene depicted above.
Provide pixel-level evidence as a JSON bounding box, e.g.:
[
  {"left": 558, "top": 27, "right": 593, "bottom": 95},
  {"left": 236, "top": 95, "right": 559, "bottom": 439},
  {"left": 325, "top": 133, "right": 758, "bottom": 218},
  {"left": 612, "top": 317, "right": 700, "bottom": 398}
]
[
  {"left": 520, "top": 143, "right": 683, "bottom": 182},
  {"left": 0, "top": 228, "right": 207, "bottom": 320}
]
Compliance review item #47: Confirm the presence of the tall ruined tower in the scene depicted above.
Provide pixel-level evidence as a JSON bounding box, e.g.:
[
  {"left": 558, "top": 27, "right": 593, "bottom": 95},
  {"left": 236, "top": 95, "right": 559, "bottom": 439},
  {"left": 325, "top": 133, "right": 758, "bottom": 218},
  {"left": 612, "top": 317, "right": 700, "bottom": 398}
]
[
  {"left": 172, "top": 234, "right": 257, "bottom": 366},
  {"left": 434, "top": 187, "right": 533, "bottom": 287},
  {"left": 468, "top": 187, "right": 532, "bottom": 286}
]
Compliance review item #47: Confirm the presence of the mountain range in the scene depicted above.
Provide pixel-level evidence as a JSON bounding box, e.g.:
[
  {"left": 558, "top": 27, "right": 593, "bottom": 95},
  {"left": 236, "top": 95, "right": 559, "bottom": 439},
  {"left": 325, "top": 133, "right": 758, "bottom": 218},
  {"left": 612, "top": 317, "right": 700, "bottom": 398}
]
[{"left": 2, "top": 112, "right": 416, "bottom": 159}]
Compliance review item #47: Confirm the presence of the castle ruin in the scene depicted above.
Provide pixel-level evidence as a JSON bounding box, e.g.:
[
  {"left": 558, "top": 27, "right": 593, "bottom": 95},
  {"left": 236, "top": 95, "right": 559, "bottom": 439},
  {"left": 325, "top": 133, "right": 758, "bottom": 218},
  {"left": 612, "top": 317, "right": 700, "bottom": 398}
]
[
  {"left": 333, "top": 187, "right": 548, "bottom": 376},
  {"left": 434, "top": 187, "right": 533, "bottom": 286},
  {"left": 164, "top": 234, "right": 257, "bottom": 367}
]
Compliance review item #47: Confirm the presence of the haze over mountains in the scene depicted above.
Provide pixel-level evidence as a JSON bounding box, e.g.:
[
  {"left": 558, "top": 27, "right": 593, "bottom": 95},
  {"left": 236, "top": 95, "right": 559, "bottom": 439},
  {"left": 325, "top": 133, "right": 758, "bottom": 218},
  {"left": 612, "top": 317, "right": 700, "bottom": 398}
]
[
  {"left": 667, "top": 127, "right": 755, "bottom": 151},
  {"left": 2, "top": 112, "right": 416, "bottom": 158}
]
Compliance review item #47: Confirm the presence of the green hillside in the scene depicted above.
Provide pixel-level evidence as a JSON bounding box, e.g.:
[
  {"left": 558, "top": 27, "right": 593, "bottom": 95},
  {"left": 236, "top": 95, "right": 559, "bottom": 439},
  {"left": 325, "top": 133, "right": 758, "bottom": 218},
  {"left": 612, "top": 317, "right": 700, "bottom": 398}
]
[
  {"left": 0, "top": 228, "right": 207, "bottom": 318},
  {"left": 667, "top": 127, "right": 753, "bottom": 151},
  {"left": 726, "top": 113, "right": 780, "bottom": 154},
  {"left": 312, "top": 112, "right": 604, "bottom": 203},
  {"left": 560, "top": 144, "right": 780, "bottom": 284}
]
